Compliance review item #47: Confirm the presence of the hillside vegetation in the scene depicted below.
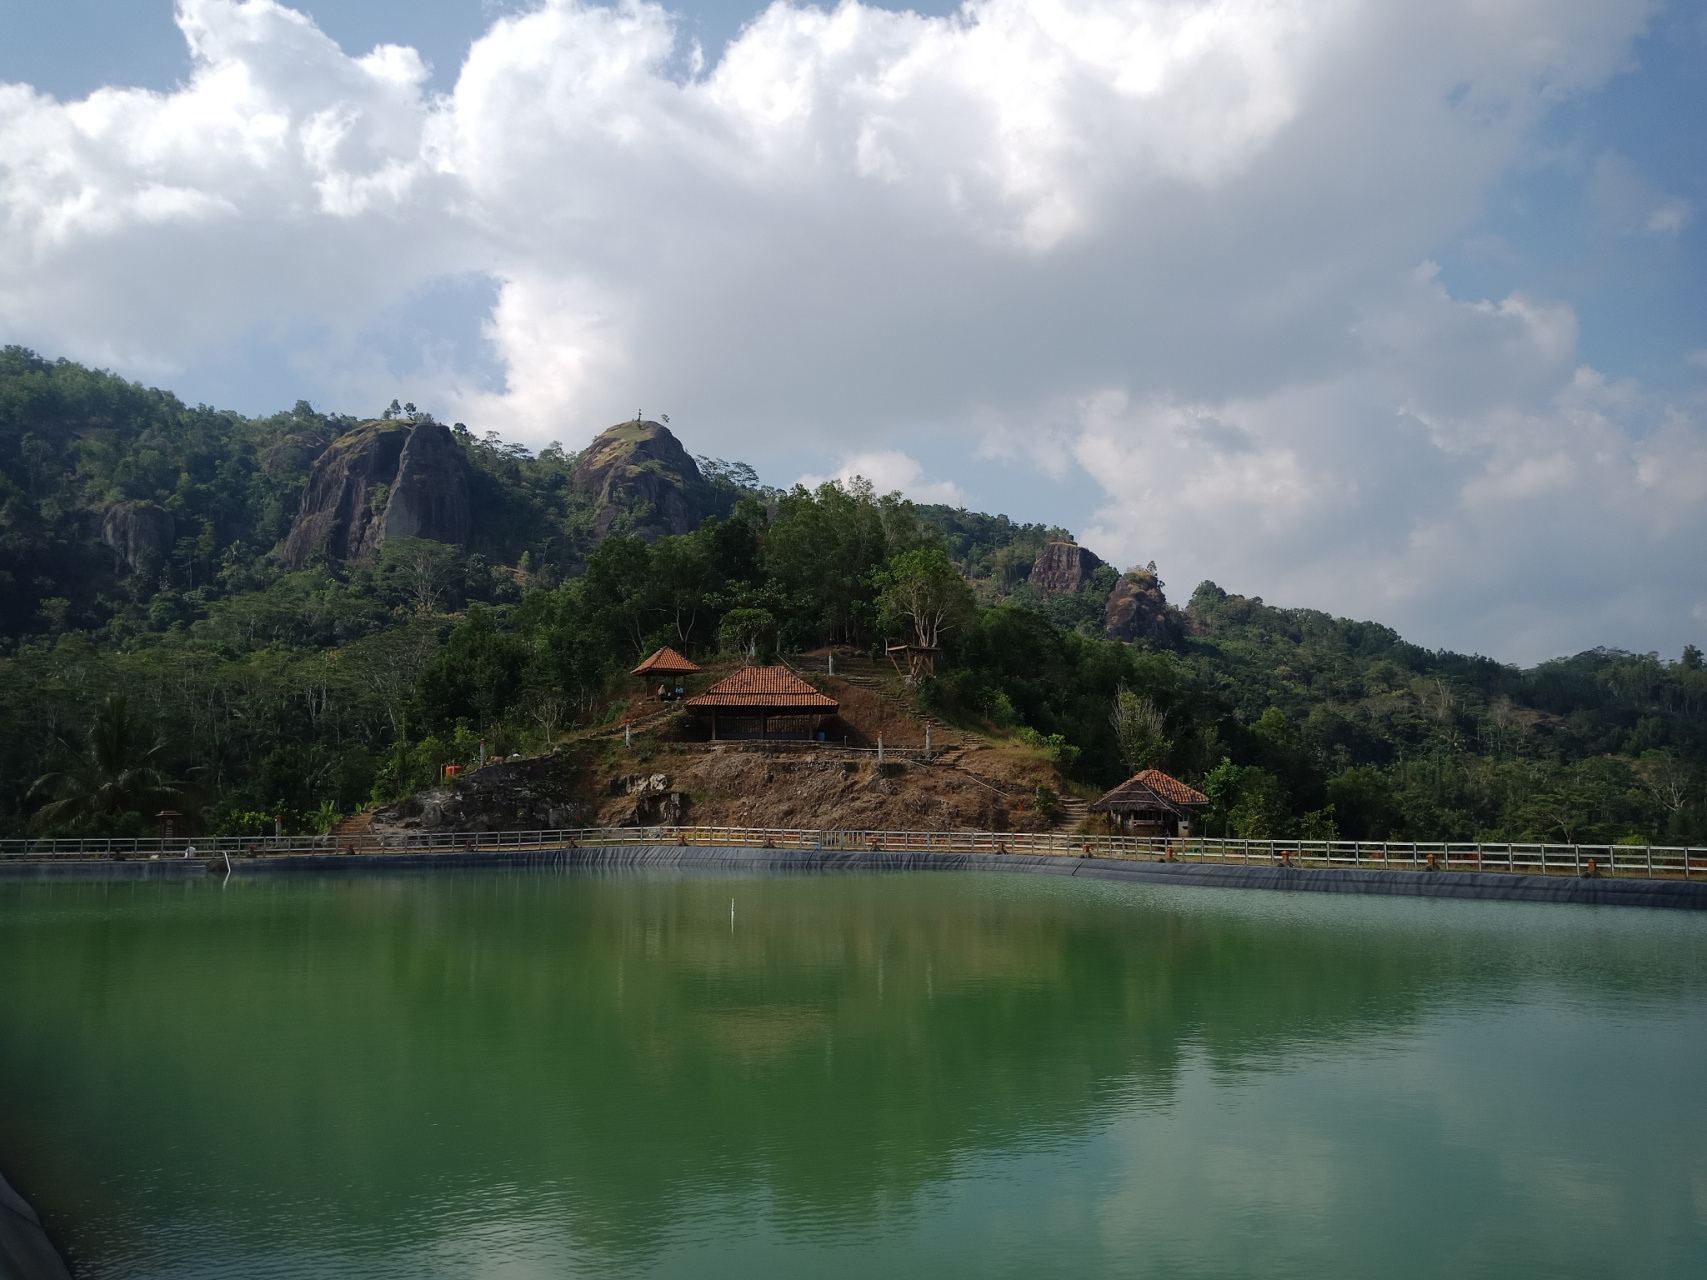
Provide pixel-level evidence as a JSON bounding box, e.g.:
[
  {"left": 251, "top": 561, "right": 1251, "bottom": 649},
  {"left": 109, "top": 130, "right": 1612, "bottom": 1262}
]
[{"left": 2, "top": 347, "right": 1703, "bottom": 845}]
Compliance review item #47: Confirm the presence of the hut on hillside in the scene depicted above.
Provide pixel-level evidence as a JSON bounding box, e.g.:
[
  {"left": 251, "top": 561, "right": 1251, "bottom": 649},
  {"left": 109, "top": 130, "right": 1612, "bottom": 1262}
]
[
  {"left": 1090, "top": 768, "right": 1209, "bottom": 837},
  {"left": 684, "top": 666, "right": 838, "bottom": 741},
  {"left": 631, "top": 646, "right": 701, "bottom": 700},
  {"left": 885, "top": 642, "right": 939, "bottom": 682}
]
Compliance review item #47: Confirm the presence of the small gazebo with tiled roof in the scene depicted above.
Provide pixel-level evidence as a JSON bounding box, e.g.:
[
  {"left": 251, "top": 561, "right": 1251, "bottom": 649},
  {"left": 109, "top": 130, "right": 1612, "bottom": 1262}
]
[
  {"left": 684, "top": 666, "right": 839, "bottom": 741},
  {"left": 632, "top": 646, "right": 702, "bottom": 699},
  {"left": 1089, "top": 768, "right": 1210, "bottom": 837}
]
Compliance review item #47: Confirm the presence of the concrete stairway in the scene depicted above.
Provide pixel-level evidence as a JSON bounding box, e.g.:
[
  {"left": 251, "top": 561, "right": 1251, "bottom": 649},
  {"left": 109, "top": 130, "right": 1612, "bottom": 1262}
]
[{"left": 1052, "top": 797, "right": 1090, "bottom": 831}]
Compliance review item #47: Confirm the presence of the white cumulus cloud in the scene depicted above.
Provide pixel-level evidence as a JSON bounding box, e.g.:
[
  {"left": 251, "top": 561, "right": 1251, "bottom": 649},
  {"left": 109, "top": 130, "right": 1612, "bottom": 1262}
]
[
  {"left": 1075, "top": 271, "right": 1707, "bottom": 661},
  {"left": 0, "top": 0, "right": 1700, "bottom": 661},
  {"left": 798, "top": 449, "right": 967, "bottom": 505}
]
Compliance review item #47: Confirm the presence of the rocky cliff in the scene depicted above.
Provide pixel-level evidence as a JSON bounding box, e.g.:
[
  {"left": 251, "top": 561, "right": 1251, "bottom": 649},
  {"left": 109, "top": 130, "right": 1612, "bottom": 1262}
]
[
  {"left": 281, "top": 420, "right": 470, "bottom": 568},
  {"left": 370, "top": 754, "right": 592, "bottom": 834},
  {"left": 1103, "top": 567, "right": 1186, "bottom": 646},
  {"left": 100, "top": 501, "right": 175, "bottom": 572},
  {"left": 572, "top": 419, "right": 716, "bottom": 541},
  {"left": 1028, "top": 541, "right": 1105, "bottom": 595}
]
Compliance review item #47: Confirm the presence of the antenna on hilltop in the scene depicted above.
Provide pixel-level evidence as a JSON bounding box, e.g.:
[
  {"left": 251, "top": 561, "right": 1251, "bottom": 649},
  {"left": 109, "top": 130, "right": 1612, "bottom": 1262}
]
[{"left": 661, "top": 414, "right": 669, "bottom": 424}]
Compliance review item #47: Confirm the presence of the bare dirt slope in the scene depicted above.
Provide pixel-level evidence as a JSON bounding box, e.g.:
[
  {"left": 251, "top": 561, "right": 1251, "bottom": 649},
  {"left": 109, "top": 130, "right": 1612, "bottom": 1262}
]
[
  {"left": 591, "top": 746, "right": 1049, "bottom": 832},
  {"left": 370, "top": 653, "right": 1079, "bottom": 836}
]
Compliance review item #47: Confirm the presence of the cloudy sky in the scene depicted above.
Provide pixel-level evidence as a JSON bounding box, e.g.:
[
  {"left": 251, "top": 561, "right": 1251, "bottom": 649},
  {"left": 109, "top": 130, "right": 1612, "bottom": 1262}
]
[{"left": 2, "top": 0, "right": 1704, "bottom": 663}]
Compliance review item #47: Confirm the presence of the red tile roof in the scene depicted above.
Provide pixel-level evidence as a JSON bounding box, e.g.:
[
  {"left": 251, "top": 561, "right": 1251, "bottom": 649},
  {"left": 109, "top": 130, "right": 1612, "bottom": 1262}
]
[
  {"left": 1132, "top": 769, "right": 1209, "bottom": 805},
  {"left": 632, "top": 646, "right": 702, "bottom": 676},
  {"left": 1089, "top": 768, "right": 1209, "bottom": 813},
  {"left": 684, "top": 666, "right": 839, "bottom": 710}
]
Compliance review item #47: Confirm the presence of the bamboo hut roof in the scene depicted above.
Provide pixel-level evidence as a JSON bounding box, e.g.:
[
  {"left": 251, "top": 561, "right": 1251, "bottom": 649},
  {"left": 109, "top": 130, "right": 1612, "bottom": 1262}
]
[
  {"left": 631, "top": 646, "right": 702, "bottom": 676},
  {"left": 684, "top": 666, "right": 838, "bottom": 711},
  {"left": 1089, "top": 769, "right": 1210, "bottom": 815}
]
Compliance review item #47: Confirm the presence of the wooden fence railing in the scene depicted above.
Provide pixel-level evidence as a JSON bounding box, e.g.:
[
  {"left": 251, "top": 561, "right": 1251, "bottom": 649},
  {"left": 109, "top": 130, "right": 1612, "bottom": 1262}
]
[{"left": 3, "top": 828, "right": 1704, "bottom": 880}]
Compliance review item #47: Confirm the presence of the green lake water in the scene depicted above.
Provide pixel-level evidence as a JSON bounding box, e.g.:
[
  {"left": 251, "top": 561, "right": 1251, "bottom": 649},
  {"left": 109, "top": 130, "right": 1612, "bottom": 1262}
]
[{"left": 1, "top": 869, "right": 1705, "bottom": 1278}]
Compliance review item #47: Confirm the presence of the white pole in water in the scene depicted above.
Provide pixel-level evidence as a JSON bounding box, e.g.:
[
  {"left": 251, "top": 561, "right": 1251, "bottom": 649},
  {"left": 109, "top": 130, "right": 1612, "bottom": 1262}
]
[{"left": 731, "top": 898, "right": 735, "bottom": 931}]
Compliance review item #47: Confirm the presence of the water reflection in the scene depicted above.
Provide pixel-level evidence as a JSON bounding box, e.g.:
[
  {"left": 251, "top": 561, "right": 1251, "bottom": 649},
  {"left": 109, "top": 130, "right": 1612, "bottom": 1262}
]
[{"left": 0, "top": 871, "right": 1703, "bottom": 1278}]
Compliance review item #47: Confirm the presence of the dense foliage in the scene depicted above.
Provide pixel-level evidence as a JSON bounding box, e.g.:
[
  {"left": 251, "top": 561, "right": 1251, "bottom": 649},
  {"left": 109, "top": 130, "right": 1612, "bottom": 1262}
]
[{"left": 3, "top": 350, "right": 1703, "bottom": 845}]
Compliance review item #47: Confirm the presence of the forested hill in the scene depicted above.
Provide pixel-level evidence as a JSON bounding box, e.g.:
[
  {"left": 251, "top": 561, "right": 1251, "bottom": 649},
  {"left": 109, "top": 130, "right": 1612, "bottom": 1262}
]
[{"left": 2, "top": 346, "right": 1703, "bottom": 845}]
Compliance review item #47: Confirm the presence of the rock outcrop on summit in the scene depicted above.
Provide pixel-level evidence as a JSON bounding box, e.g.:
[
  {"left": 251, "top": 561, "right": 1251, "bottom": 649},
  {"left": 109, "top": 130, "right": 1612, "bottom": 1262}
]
[
  {"left": 1028, "top": 542, "right": 1105, "bottom": 595},
  {"left": 281, "top": 420, "right": 470, "bottom": 568},
  {"left": 571, "top": 419, "right": 717, "bottom": 541},
  {"left": 1103, "top": 567, "right": 1186, "bottom": 646}
]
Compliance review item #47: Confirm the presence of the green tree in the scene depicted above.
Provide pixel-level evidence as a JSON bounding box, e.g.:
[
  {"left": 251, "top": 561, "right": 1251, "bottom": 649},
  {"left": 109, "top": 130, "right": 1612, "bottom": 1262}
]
[
  {"left": 1109, "top": 685, "right": 1169, "bottom": 777},
  {"left": 650, "top": 529, "right": 718, "bottom": 650},
  {"left": 1635, "top": 749, "right": 1694, "bottom": 820},
  {"left": 578, "top": 536, "right": 656, "bottom": 655},
  {"left": 339, "top": 615, "right": 443, "bottom": 743},
  {"left": 28, "top": 694, "right": 193, "bottom": 834},
  {"left": 416, "top": 605, "right": 529, "bottom": 732},
  {"left": 1248, "top": 706, "right": 1323, "bottom": 812},
  {"left": 520, "top": 589, "right": 614, "bottom": 722},
  {"left": 1202, "top": 759, "right": 1289, "bottom": 839},
  {"left": 765, "top": 479, "right": 930, "bottom": 646},
  {"left": 1326, "top": 765, "right": 1398, "bottom": 840},
  {"left": 717, "top": 607, "right": 777, "bottom": 660},
  {"left": 876, "top": 548, "right": 976, "bottom": 652},
  {"left": 377, "top": 538, "right": 461, "bottom": 614}
]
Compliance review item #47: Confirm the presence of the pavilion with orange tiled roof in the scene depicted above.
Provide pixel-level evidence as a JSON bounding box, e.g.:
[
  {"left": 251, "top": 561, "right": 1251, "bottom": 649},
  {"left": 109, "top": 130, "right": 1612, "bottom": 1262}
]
[
  {"left": 684, "top": 665, "right": 838, "bottom": 741},
  {"left": 1089, "top": 768, "right": 1210, "bottom": 837},
  {"left": 631, "top": 647, "right": 702, "bottom": 699}
]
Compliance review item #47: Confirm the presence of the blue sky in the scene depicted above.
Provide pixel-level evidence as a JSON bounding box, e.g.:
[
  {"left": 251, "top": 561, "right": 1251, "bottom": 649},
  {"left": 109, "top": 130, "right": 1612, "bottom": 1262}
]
[
  {"left": 0, "top": 0, "right": 1703, "bottom": 662},
  {"left": 1432, "top": 10, "right": 1705, "bottom": 394}
]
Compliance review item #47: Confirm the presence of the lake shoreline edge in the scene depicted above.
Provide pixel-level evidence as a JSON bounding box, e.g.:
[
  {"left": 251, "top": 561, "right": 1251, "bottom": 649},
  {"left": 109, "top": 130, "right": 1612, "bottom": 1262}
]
[
  {"left": 2, "top": 845, "right": 1704, "bottom": 909},
  {"left": 0, "top": 1168, "right": 73, "bottom": 1280}
]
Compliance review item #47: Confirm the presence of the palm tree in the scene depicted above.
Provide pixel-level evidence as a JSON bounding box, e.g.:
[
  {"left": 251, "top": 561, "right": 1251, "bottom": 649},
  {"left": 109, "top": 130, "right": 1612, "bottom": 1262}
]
[{"left": 29, "top": 695, "right": 194, "bottom": 834}]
